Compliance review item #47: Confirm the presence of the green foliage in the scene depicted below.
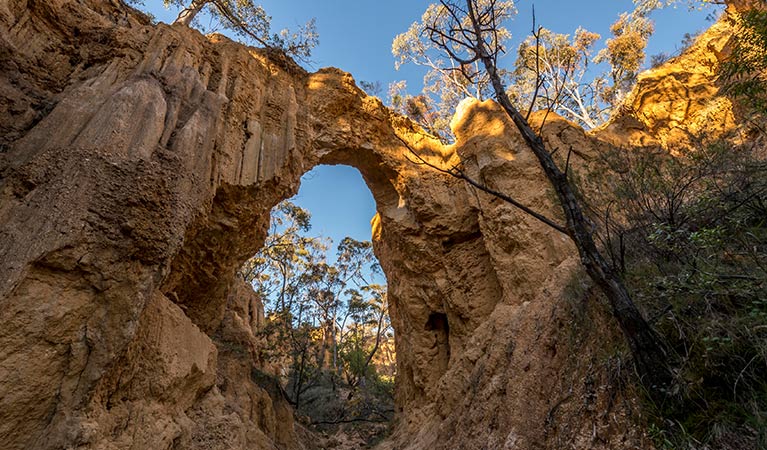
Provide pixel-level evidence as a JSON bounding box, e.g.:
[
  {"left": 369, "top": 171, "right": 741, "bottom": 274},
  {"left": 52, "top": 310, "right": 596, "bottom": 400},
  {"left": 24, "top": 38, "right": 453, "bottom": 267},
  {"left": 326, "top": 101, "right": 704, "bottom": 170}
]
[
  {"left": 720, "top": 8, "right": 767, "bottom": 116},
  {"left": 239, "top": 200, "right": 392, "bottom": 431},
  {"left": 165, "top": 0, "right": 318, "bottom": 60},
  {"left": 340, "top": 283, "right": 389, "bottom": 387},
  {"left": 340, "top": 346, "right": 375, "bottom": 381},
  {"left": 393, "top": 0, "right": 721, "bottom": 137},
  {"left": 388, "top": 80, "right": 450, "bottom": 141},
  {"left": 507, "top": 0, "right": 671, "bottom": 129},
  {"left": 240, "top": 200, "right": 326, "bottom": 307},
  {"left": 593, "top": 7, "right": 655, "bottom": 105},
  {"left": 509, "top": 26, "right": 608, "bottom": 129},
  {"left": 599, "top": 141, "right": 767, "bottom": 449},
  {"left": 391, "top": 0, "right": 516, "bottom": 141}
]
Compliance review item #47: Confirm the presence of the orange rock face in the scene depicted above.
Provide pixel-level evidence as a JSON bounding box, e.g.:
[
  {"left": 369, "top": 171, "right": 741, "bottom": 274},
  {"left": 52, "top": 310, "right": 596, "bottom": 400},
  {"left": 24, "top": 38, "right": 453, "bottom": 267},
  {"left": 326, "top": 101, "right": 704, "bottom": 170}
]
[{"left": 0, "top": 1, "right": 747, "bottom": 449}]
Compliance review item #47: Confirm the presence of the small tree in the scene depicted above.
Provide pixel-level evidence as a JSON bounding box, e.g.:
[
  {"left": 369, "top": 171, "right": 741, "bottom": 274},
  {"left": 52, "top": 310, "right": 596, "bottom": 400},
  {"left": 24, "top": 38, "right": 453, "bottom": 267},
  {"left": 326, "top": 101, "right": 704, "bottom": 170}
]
[
  {"left": 388, "top": 80, "right": 449, "bottom": 142},
  {"left": 594, "top": 8, "right": 655, "bottom": 106},
  {"left": 509, "top": 25, "right": 607, "bottom": 129},
  {"left": 164, "top": 0, "right": 318, "bottom": 60},
  {"left": 719, "top": 7, "right": 767, "bottom": 116},
  {"left": 510, "top": 1, "right": 658, "bottom": 129},
  {"left": 392, "top": 0, "right": 516, "bottom": 141},
  {"left": 240, "top": 201, "right": 392, "bottom": 413},
  {"left": 340, "top": 284, "right": 389, "bottom": 389},
  {"left": 240, "top": 201, "right": 325, "bottom": 318},
  {"left": 401, "top": 0, "right": 674, "bottom": 392}
]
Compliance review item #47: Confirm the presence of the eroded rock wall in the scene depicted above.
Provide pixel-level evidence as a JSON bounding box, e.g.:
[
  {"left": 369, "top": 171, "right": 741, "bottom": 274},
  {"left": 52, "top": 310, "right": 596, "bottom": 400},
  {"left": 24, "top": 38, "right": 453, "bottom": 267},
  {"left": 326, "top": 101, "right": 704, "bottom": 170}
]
[
  {"left": 0, "top": 1, "right": 746, "bottom": 449},
  {"left": 597, "top": 1, "right": 754, "bottom": 150},
  {"left": 0, "top": 1, "right": 317, "bottom": 447}
]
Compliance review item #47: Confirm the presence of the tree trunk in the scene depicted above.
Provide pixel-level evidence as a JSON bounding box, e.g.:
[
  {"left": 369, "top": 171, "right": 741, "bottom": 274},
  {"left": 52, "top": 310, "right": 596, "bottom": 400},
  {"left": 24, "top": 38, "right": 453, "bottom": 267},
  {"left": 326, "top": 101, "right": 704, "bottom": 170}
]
[
  {"left": 362, "top": 307, "right": 386, "bottom": 374},
  {"left": 174, "top": 0, "right": 207, "bottom": 26},
  {"left": 331, "top": 309, "right": 339, "bottom": 371},
  {"left": 465, "top": 0, "right": 673, "bottom": 392}
]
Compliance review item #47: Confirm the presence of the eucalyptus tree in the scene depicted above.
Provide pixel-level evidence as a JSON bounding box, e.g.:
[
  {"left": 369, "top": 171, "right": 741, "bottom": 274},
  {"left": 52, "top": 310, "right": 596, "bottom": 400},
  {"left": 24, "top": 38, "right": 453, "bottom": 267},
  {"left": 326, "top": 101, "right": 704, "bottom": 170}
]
[
  {"left": 163, "top": 0, "right": 318, "bottom": 59},
  {"left": 339, "top": 284, "right": 390, "bottom": 389},
  {"left": 240, "top": 200, "right": 391, "bottom": 407},
  {"left": 593, "top": 6, "right": 655, "bottom": 106},
  {"left": 240, "top": 201, "right": 325, "bottom": 320},
  {"left": 508, "top": 1, "right": 658, "bottom": 129},
  {"left": 330, "top": 238, "right": 379, "bottom": 370},
  {"left": 509, "top": 26, "right": 607, "bottom": 129},
  {"left": 508, "top": 2, "right": 655, "bottom": 129},
  {"left": 391, "top": 0, "right": 516, "bottom": 141},
  {"left": 393, "top": 0, "right": 721, "bottom": 135}
]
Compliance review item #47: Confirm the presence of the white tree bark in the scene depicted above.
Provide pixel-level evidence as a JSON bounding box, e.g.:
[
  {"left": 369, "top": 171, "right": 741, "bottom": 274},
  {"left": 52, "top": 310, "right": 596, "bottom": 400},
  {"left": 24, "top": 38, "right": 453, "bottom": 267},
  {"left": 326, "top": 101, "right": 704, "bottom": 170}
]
[{"left": 174, "top": 0, "right": 208, "bottom": 26}]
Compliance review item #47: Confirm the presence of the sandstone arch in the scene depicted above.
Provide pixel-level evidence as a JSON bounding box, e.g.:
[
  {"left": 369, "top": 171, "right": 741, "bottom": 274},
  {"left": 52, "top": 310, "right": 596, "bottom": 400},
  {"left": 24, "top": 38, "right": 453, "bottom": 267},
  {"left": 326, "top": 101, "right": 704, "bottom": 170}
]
[
  {"left": 0, "top": 1, "right": 744, "bottom": 449},
  {"left": 0, "top": 6, "right": 569, "bottom": 441}
]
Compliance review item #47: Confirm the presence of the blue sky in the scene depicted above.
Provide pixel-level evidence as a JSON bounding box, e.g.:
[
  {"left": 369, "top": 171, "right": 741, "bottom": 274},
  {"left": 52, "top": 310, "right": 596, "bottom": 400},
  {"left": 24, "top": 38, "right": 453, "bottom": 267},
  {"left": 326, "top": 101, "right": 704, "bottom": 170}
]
[{"left": 143, "top": 0, "right": 722, "bottom": 247}]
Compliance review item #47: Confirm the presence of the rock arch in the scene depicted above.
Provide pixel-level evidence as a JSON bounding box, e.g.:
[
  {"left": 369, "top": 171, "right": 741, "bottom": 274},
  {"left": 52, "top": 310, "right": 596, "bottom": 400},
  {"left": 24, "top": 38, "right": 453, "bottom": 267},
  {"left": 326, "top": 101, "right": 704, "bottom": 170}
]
[
  {"left": 1, "top": 0, "right": 740, "bottom": 448},
  {"left": 0, "top": 9, "right": 559, "bottom": 441}
]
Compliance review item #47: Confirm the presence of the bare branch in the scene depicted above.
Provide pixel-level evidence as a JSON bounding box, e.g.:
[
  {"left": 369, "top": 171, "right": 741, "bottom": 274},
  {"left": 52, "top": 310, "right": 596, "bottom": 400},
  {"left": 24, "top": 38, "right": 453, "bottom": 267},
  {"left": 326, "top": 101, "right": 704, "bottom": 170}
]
[{"left": 395, "top": 131, "right": 568, "bottom": 235}]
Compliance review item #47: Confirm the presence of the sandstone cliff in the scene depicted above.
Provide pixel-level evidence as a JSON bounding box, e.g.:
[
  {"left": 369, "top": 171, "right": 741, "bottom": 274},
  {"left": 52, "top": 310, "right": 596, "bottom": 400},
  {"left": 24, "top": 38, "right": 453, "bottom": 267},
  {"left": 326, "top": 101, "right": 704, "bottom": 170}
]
[{"left": 0, "top": 1, "right": 747, "bottom": 449}]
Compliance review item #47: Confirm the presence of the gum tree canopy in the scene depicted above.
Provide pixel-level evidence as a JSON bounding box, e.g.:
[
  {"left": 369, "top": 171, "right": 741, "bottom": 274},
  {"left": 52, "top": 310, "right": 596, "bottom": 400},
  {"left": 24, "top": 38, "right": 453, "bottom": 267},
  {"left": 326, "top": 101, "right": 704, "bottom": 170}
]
[
  {"left": 392, "top": 0, "right": 722, "bottom": 137},
  {"left": 164, "top": 0, "right": 318, "bottom": 59}
]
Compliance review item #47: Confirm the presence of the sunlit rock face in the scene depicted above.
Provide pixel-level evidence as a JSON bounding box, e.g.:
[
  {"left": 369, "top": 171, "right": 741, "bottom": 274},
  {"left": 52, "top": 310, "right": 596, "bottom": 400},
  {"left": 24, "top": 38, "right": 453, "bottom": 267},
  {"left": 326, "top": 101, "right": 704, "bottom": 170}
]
[
  {"left": 596, "top": 0, "right": 755, "bottom": 151},
  {"left": 0, "top": 1, "right": 743, "bottom": 449}
]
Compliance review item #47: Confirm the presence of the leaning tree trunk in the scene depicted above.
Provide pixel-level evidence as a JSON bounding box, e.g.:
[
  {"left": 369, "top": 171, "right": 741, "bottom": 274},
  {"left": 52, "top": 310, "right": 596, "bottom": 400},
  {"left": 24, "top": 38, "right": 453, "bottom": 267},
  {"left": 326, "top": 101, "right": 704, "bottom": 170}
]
[
  {"left": 465, "top": 0, "right": 673, "bottom": 392},
  {"left": 174, "top": 0, "right": 208, "bottom": 26}
]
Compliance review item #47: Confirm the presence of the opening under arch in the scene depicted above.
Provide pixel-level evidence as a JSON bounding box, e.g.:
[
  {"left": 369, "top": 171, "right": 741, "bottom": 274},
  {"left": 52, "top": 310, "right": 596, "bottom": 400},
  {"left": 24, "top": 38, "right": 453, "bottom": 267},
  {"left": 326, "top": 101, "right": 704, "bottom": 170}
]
[{"left": 238, "top": 164, "right": 396, "bottom": 446}]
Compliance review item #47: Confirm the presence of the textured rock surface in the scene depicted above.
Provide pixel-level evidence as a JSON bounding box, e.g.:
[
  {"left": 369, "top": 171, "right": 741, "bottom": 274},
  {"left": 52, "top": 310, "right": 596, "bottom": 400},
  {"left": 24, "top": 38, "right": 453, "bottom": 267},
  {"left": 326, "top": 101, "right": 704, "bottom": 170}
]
[
  {"left": 597, "top": 1, "right": 751, "bottom": 150},
  {"left": 0, "top": 1, "right": 745, "bottom": 449}
]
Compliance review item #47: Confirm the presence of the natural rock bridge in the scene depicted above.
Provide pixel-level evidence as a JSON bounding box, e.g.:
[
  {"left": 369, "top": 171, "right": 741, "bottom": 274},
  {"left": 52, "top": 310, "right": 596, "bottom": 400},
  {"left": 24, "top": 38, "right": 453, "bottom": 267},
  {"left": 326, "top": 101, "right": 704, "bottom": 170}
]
[{"left": 0, "top": 1, "right": 740, "bottom": 448}]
